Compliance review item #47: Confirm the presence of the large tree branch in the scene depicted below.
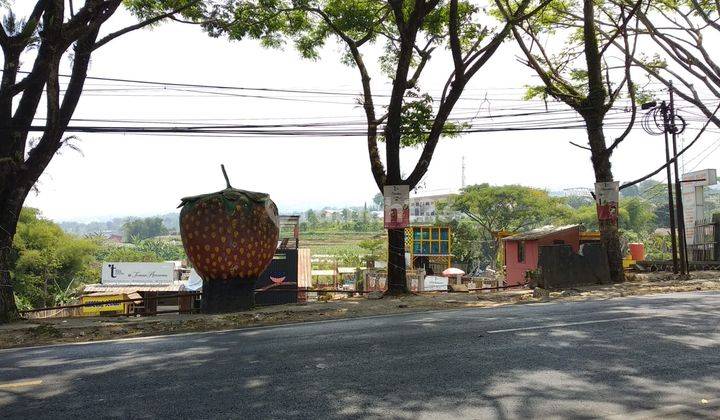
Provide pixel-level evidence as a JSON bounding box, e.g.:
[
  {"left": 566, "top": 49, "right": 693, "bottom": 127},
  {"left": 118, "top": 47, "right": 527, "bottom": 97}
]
[
  {"left": 511, "top": 25, "right": 582, "bottom": 107},
  {"left": 306, "top": 7, "right": 385, "bottom": 188},
  {"left": 598, "top": 0, "right": 642, "bottom": 57},
  {"left": 637, "top": 9, "right": 720, "bottom": 84},
  {"left": 24, "top": 28, "right": 100, "bottom": 183},
  {"left": 7, "top": 0, "right": 65, "bottom": 161},
  {"left": 449, "top": 0, "right": 463, "bottom": 72},
  {"left": 406, "top": 45, "right": 434, "bottom": 89},
  {"left": 689, "top": 0, "right": 720, "bottom": 32},
  {"left": 61, "top": 0, "right": 121, "bottom": 51},
  {"left": 17, "top": 0, "right": 48, "bottom": 41},
  {"left": 615, "top": 38, "right": 720, "bottom": 129},
  {"left": 93, "top": 0, "right": 200, "bottom": 51},
  {"left": 635, "top": 11, "right": 720, "bottom": 91},
  {"left": 0, "top": 51, "right": 22, "bottom": 128},
  {"left": 606, "top": 12, "right": 637, "bottom": 154},
  {"left": 383, "top": 3, "right": 426, "bottom": 184},
  {"left": 405, "top": 0, "right": 536, "bottom": 188},
  {"left": 45, "top": 58, "right": 61, "bottom": 141},
  {"left": 389, "top": 0, "right": 406, "bottom": 34},
  {"left": 582, "top": 0, "right": 607, "bottom": 111}
]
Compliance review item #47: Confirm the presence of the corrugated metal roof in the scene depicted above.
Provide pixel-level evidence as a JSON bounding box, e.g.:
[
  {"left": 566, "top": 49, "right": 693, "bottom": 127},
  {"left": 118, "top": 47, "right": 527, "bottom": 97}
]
[
  {"left": 83, "top": 284, "right": 186, "bottom": 293},
  {"left": 502, "top": 225, "right": 580, "bottom": 241},
  {"left": 85, "top": 291, "right": 143, "bottom": 303},
  {"left": 312, "top": 270, "right": 336, "bottom": 276}
]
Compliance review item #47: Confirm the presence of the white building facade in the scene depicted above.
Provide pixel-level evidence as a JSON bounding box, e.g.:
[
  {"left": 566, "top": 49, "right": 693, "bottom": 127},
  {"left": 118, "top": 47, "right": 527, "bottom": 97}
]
[{"left": 409, "top": 192, "right": 458, "bottom": 223}]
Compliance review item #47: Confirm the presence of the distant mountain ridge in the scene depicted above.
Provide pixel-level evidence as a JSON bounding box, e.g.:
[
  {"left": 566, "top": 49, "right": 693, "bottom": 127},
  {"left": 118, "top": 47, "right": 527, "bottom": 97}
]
[{"left": 59, "top": 213, "right": 180, "bottom": 236}]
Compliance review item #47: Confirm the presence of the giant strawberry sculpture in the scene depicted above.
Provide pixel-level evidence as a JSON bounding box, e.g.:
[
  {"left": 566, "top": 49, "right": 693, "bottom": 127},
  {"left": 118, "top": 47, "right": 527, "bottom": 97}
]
[{"left": 179, "top": 165, "right": 279, "bottom": 312}]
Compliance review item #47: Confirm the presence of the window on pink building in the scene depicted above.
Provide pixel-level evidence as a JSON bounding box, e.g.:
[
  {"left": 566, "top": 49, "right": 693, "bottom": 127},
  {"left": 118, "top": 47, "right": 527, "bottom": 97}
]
[{"left": 518, "top": 241, "right": 525, "bottom": 262}]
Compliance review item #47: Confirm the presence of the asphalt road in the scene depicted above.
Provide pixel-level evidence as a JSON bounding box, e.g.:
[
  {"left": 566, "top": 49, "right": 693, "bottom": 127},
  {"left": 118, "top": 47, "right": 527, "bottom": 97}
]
[{"left": 1, "top": 292, "right": 720, "bottom": 419}]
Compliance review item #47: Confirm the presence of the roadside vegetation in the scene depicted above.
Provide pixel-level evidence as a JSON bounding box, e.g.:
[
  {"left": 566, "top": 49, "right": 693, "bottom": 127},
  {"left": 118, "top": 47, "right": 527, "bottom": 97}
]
[
  {"left": 10, "top": 181, "right": 708, "bottom": 311},
  {"left": 11, "top": 209, "right": 182, "bottom": 311},
  {"left": 441, "top": 181, "right": 698, "bottom": 273}
]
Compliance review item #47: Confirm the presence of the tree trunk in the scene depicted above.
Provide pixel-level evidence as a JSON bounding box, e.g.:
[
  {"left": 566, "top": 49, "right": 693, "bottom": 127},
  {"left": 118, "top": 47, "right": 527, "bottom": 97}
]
[
  {"left": 0, "top": 182, "right": 25, "bottom": 323},
  {"left": 490, "top": 238, "right": 501, "bottom": 270},
  {"left": 598, "top": 218, "right": 623, "bottom": 283},
  {"left": 386, "top": 228, "right": 408, "bottom": 294},
  {"left": 0, "top": 240, "right": 19, "bottom": 323},
  {"left": 586, "top": 117, "right": 625, "bottom": 284}
]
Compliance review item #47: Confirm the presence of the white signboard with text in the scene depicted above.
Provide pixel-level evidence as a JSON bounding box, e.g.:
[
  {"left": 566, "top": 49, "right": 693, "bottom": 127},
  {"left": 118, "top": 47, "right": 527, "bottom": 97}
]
[
  {"left": 423, "top": 275, "right": 449, "bottom": 291},
  {"left": 101, "top": 262, "right": 175, "bottom": 285}
]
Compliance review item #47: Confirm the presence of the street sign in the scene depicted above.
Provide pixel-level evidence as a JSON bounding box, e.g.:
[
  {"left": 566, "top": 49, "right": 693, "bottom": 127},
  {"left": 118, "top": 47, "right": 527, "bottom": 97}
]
[{"left": 383, "top": 185, "right": 410, "bottom": 229}]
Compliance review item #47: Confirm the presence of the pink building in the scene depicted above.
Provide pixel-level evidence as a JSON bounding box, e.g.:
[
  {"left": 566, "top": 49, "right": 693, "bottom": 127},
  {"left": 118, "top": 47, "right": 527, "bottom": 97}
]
[{"left": 503, "top": 225, "right": 581, "bottom": 286}]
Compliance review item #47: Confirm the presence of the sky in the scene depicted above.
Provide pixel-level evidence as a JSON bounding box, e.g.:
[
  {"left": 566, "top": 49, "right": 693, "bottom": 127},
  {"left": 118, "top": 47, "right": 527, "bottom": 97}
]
[{"left": 15, "top": 5, "right": 720, "bottom": 222}]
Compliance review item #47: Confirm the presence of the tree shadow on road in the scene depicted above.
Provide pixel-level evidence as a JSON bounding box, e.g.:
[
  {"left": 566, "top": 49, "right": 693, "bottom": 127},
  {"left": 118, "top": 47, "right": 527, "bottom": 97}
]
[{"left": 1, "top": 293, "right": 719, "bottom": 418}]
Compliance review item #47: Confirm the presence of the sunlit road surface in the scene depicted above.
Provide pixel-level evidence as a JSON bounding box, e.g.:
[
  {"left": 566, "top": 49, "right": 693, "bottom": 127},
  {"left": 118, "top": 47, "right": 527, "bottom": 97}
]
[{"left": 1, "top": 292, "right": 719, "bottom": 419}]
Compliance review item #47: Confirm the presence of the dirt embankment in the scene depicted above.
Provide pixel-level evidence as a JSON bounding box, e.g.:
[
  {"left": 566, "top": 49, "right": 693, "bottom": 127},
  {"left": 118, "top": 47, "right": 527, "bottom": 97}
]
[{"left": 2, "top": 272, "right": 719, "bottom": 350}]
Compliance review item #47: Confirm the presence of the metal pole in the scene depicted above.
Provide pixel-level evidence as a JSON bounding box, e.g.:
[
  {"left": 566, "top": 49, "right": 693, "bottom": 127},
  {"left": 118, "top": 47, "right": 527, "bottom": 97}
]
[
  {"left": 661, "top": 101, "right": 679, "bottom": 273},
  {"left": 669, "top": 83, "right": 689, "bottom": 274}
]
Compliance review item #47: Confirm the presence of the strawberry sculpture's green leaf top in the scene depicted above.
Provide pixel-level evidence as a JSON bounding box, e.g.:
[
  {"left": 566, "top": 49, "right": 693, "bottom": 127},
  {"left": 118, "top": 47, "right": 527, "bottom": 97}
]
[{"left": 177, "top": 165, "right": 275, "bottom": 217}]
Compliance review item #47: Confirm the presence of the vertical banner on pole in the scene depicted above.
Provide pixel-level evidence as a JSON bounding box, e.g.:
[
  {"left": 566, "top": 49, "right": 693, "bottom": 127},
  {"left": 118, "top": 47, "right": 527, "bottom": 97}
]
[
  {"left": 383, "top": 185, "right": 410, "bottom": 229},
  {"left": 595, "top": 181, "right": 620, "bottom": 225}
]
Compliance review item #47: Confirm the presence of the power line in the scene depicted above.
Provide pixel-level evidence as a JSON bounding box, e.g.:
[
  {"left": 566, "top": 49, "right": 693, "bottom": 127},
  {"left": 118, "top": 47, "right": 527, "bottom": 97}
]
[
  {"left": 38, "top": 70, "right": 682, "bottom": 105},
  {"left": 687, "top": 140, "right": 720, "bottom": 172},
  {"left": 621, "top": 103, "right": 720, "bottom": 190},
  {"left": 10, "top": 121, "right": 649, "bottom": 137}
]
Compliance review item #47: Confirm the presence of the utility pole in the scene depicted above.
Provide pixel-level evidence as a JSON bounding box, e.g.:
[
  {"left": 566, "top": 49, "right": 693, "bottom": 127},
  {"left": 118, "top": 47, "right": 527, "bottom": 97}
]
[
  {"left": 660, "top": 101, "right": 679, "bottom": 274},
  {"left": 669, "top": 83, "right": 690, "bottom": 275},
  {"left": 642, "top": 87, "right": 690, "bottom": 274}
]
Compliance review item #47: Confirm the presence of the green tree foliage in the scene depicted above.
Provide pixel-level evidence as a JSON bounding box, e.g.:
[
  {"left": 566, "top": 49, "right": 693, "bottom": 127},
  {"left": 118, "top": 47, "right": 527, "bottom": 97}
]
[
  {"left": 96, "top": 246, "right": 164, "bottom": 264},
  {"left": 564, "top": 197, "right": 656, "bottom": 234},
  {"left": 0, "top": 0, "right": 203, "bottom": 323},
  {"left": 134, "top": 239, "right": 186, "bottom": 261},
  {"left": 563, "top": 204, "right": 606, "bottom": 231},
  {"left": 300, "top": 207, "right": 383, "bottom": 233},
  {"left": 59, "top": 213, "right": 179, "bottom": 236},
  {"left": 337, "top": 249, "right": 362, "bottom": 267},
  {"left": 11, "top": 209, "right": 99, "bottom": 309},
  {"left": 358, "top": 237, "right": 384, "bottom": 263},
  {"left": 372, "top": 193, "right": 384, "bottom": 210},
  {"left": 642, "top": 233, "right": 672, "bottom": 260},
  {"left": 122, "top": 217, "right": 169, "bottom": 242},
  {"left": 446, "top": 184, "right": 569, "bottom": 233},
  {"left": 623, "top": 197, "right": 656, "bottom": 234},
  {"left": 11, "top": 208, "right": 186, "bottom": 310},
  {"left": 442, "top": 184, "right": 569, "bottom": 267},
  {"left": 619, "top": 229, "right": 671, "bottom": 260},
  {"left": 443, "top": 219, "right": 496, "bottom": 272},
  {"left": 563, "top": 194, "right": 594, "bottom": 209}
]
